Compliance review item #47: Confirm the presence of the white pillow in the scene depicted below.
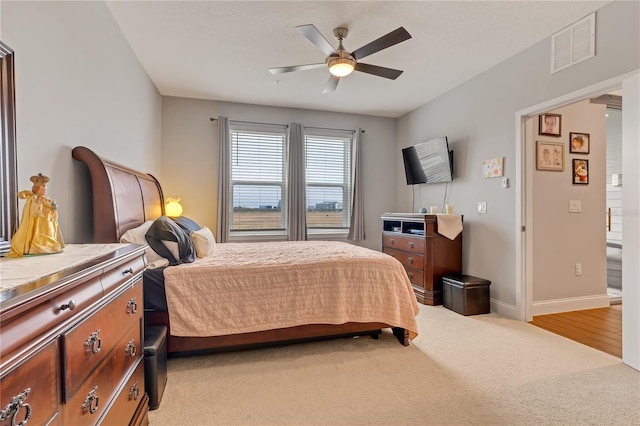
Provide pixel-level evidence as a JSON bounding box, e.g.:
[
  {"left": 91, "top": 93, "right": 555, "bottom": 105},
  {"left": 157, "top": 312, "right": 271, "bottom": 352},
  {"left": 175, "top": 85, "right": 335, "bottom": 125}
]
[
  {"left": 120, "top": 221, "right": 168, "bottom": 269},
  {"left": 190, "top": 226, "right": 216, "bottom": 258}
]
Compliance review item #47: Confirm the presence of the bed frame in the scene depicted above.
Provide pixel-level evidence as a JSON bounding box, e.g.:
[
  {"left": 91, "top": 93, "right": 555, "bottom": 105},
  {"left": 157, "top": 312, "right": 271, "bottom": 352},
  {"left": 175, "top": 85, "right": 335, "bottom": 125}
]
[{"left": 72, "top": 146, "right": 409, "bottom": 354}]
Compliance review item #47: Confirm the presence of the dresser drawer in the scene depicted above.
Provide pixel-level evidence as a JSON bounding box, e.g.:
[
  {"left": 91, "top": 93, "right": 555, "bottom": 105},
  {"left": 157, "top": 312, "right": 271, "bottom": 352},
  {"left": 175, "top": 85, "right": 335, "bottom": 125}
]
[
  {"left": 101, "top": 255, "right": 145, "bottom": 295},
  {"left": 383, "top": 234, "right": 425, "bottom": 254},
  {"left": 98, "top": 359, "right": 145, "bottom": 426},
  {"left": 0, "top": 273, "right": 103, "bottom": 360},
  {"left": 405, "top": 267, "right": 424, "bottom": 289},
  {"left": 0, "top": 340, "right": 59, "bottom": 426},
  {"left": 61, "top": 281, "right": 143, "bottom": 400},
  {"left": 62, "top": 320, "right": 142, "bottom": 425},
  {"left": 383, "top": 248, "right": 424, "bottom": 271}
]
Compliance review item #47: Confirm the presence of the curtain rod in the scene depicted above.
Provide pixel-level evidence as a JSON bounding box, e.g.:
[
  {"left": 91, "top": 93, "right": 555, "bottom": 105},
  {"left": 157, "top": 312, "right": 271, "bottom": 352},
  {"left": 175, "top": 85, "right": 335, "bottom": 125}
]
[
  {"left": 209, "top": 117, "right": 288, "bottom": 127},
  {"left": 304, "top": 126, "right": 364, "bottom": 134},
  {"left": 210, "top": 118, "right": 364, "bottom": 133}
]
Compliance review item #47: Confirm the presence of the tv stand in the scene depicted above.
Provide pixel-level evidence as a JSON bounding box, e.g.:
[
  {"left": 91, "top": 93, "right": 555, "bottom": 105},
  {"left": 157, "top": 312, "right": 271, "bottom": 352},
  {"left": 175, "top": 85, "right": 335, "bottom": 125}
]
[{"left": 381, "top": 213, "right": 462, "bottom": 305}]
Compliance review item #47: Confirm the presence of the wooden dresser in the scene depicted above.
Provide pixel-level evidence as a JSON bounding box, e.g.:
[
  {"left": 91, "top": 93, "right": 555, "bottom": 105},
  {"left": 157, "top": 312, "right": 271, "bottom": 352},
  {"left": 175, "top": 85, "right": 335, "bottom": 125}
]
[
  {"left": 381, "top": 213, "right": 462, "bottom": 305},
  {"left": 0, "top": 244, "right": 148, "bottom": 426}
]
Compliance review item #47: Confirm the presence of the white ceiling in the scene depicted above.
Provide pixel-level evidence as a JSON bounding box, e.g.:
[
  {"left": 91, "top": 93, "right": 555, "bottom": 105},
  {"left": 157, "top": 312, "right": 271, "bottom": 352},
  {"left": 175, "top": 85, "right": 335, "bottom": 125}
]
[{"left": 105, "top": 1, "right": 610, "bottom": 118}]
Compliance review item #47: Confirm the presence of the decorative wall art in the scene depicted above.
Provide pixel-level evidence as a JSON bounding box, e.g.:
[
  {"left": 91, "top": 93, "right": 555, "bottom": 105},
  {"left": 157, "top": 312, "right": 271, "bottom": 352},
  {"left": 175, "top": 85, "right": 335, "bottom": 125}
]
[
  {"left": 538, "top": 113, "right": 562, "bottom": 137},
  {"left": 569, "top": 132, "right": 590, "bottom": 154},
  {"left": 536, "top": 141, "right": 564, "bottom": 171},
  {"left": 573, "top": 159, "right": 589, "bottom": 184},
  {"left": 483, "top": 157, "right": 504, "bottom": 178}
]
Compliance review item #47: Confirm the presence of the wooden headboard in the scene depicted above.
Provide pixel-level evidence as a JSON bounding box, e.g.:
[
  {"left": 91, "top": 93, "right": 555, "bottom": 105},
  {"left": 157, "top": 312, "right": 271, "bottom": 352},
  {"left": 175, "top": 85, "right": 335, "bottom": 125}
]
[{"left": 72, "top": 146, "right": 165, "bottom": 243}]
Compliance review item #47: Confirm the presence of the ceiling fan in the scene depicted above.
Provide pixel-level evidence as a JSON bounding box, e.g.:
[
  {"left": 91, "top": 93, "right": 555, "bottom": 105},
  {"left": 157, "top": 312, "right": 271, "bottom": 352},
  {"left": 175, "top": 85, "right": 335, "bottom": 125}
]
[{"left": 269, "top": 24, "right": 412, "bottom": 93}]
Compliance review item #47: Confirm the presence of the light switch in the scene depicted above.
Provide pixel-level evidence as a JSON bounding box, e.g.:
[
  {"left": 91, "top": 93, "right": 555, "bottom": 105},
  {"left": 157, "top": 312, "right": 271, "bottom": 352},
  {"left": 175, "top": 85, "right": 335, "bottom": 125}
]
[
  {"left": 477, "top": 202, "right": 487, "bottom": 214},
  {"left": 569, "top": 200, "right": 581, "bottom": 213}
]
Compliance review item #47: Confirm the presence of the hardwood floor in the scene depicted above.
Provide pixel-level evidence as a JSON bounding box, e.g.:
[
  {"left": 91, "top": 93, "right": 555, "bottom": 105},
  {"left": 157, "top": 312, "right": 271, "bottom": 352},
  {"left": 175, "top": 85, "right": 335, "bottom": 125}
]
[{"left": 529, "top": 304, "right": 622, "bottom": 358}]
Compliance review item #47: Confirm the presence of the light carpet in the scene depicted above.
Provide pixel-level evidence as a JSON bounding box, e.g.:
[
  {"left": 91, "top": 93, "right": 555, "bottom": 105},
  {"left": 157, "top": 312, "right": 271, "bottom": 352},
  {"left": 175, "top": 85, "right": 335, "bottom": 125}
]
[{"left": 148, "top": 305, "right": 640, "bottom": 425}]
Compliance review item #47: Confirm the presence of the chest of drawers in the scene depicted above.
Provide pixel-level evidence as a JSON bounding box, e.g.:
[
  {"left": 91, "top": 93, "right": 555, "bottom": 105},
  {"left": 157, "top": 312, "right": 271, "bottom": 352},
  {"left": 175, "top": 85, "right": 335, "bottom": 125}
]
[
  {"left": 381, "top": 214, "right": 462, "bottom": 305},
  {"left": 0, "top": 244, "right": 148, "bottom": 426}
]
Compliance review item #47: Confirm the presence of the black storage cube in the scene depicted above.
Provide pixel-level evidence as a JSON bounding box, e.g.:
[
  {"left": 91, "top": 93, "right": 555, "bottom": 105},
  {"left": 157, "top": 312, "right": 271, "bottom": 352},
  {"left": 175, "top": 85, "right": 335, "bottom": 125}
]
[
  {"left": 144, "top": 325, "right": 168, "bottom": 410},
  {"left": 442, "top": 275, "right": 491, "bottom": 316}
]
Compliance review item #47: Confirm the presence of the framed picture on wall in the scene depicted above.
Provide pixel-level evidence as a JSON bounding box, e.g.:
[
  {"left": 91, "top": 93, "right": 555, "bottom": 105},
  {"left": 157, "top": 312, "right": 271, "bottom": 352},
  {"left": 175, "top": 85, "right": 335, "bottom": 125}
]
[
  {"left": 538, "top": 113, "right": 562, "bottom": 137},
  {"left": 569, "top": 132, "right": 590, "bottom": 154},
  {"left": 536, "top": 141, "right": 564, "bottom": 171},
  {"left": 573, "top": 159, "right": 589, "bottom": 184}
]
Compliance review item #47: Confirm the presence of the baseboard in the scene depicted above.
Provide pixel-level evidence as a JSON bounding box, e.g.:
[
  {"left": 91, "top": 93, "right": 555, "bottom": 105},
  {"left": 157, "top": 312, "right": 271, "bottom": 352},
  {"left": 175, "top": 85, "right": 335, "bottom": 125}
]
[
  {"left": 490, "top": 298, "right": 517, "bottom": 319},
  {"left": 532, "top": 294, "right": 610, "bottom": 316}
]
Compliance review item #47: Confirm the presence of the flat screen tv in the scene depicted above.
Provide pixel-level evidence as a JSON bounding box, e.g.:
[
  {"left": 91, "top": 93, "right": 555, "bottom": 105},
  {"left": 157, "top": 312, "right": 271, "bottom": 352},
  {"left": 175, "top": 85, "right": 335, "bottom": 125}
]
[{"left": 402, "top": 137, "right": 453, "bottom": 185}]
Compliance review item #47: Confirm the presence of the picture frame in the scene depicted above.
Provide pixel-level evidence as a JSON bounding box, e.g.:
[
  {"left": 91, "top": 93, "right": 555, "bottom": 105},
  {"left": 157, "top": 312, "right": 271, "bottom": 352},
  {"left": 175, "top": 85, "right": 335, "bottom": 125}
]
[
  {"left": 569, "top": 132, "right": 590, "bottom": 154},
  {"left": 536, "top": 141, "right": 564, "bottom": 171},
  {"left": 538, "top": 113, "right": 562, "bottom": 137},
  {"left": 572, "top": 159, "right": 589, "bottom": 184}
]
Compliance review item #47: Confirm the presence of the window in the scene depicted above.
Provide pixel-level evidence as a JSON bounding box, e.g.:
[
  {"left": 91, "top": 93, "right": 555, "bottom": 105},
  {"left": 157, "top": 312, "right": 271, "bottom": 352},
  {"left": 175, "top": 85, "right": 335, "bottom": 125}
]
[
  {"left": 305, "top": 131, "right": 352, "bottom": 231},
  {"left": 229, "top": 124, "right": 287, "bottom": 233}
]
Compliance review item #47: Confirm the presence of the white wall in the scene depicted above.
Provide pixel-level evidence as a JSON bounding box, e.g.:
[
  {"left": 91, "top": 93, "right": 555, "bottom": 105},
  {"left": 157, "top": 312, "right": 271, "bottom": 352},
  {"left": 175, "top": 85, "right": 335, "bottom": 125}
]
[
  {"left": 531, "top": 100, "right": 607, "bottom": 304},
  {"left": 622, "top": 73, "right": 640, "bottom": 370},
  {"left": 396, "top": 1, "right": 639, "bottom": 316},
  {"left": 606, "top": 108, "right": 623, "bottom": 245},
  {"left": 161, "top": 96, "right": 397, "bottom": 250},
  {"left": 1, "top": 1, "right": 162, "bottom": 243}
]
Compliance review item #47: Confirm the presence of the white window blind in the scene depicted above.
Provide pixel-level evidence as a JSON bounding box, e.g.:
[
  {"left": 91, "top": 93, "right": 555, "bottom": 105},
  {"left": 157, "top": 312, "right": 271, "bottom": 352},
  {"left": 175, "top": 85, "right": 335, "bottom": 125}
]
[
  {"left": 305, "top": 132, "right": 352, "bottom": 230},
  {"left": 230, "top": 125, "right": 287, "bottom": 232}
]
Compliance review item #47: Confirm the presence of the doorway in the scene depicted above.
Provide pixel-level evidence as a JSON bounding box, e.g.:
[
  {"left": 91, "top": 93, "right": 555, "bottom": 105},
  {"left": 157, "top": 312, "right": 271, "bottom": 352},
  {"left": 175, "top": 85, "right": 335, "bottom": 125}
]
[
  {"left": 604, "top": 104, "right": 623, "bottom": 305},
  {"left": 515, "top": 71, "right": 640, "bottom": 371}
]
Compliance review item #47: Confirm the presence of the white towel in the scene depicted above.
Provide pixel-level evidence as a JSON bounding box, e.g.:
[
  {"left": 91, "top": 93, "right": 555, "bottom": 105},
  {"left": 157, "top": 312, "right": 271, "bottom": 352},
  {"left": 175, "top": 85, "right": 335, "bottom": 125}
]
[{"left": 436, "top": 214, "right": 463, "bottom": 240}]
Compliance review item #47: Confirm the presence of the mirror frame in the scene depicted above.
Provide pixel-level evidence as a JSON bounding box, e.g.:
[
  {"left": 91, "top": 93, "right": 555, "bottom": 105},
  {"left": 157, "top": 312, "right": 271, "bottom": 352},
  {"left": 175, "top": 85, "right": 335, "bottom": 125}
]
[{"left": 1, "top": 41, "right": 18, "bottom": 255}]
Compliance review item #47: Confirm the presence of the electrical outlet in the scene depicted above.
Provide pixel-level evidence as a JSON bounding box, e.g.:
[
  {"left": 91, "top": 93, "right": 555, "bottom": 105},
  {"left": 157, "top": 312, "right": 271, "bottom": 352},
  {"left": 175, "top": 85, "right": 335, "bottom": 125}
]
[
  {"left": 477, "top": 202, "right": 487, "bottom": 214},
  {"left": 575, "top": 263, "right": 582, "bottom": 276},
  {"left": 502, "top": 178, "right": 509, "bottom": 188}
]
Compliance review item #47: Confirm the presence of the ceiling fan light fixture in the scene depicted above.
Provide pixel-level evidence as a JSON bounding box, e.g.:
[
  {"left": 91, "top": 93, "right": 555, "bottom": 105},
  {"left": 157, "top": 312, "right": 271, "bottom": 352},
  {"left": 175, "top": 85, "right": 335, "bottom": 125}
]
[{"left": 328, "top": 57, "right": 356, "bottom": 77}]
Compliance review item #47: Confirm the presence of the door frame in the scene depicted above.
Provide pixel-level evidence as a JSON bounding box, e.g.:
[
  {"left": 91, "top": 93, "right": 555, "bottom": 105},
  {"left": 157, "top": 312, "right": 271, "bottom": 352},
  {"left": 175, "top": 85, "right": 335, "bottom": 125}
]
[{"left": 515, "top": 70, "right": 640, "bottom": 370}]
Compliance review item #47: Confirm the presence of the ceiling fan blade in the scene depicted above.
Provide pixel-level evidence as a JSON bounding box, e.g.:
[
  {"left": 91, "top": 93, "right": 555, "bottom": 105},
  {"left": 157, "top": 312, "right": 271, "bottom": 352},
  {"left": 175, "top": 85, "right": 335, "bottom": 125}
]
[
  {"left": 296, "top": 24, "right": 337, "bottom": 57},
  {"left": 323, "top": 75, "right": 340, "bottom": 94},
  {"left": 351, "top": 27, "right": 411, "bottom": 60},
  {"left": 269, "top": 63, "right": 326, "bottom": 75},
  {"left": 355, "top": 63, "right": 404, "bottom": 80}
]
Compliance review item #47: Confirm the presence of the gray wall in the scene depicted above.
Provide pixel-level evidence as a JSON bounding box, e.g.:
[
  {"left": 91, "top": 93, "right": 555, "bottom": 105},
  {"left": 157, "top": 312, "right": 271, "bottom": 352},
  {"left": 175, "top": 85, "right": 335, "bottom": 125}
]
[
  {"left": 396, "top": 1, "right": 639, "bottom": 314},
  {"left": 1, "top": 1, "right": 162, "bottom": 243},
  {"left": 161, "top": 96, "right": 397, "bottom": 250}
]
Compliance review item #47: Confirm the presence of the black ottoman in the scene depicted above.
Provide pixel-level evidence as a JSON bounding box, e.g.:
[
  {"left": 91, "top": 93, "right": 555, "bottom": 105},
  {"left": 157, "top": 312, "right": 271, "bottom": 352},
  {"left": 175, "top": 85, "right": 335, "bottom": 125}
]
[
  {"left": 442, "top": 275, "right": 491, "bottom": 316},
  {"left": 144, "top": 325, "right": 168, "bottom": 410}
]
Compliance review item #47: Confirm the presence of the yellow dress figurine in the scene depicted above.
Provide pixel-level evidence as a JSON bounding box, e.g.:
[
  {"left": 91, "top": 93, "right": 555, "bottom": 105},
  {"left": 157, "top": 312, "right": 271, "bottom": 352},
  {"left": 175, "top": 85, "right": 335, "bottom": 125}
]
[{"left": 7, "top": 173, "right": 65, "bottom": 257}]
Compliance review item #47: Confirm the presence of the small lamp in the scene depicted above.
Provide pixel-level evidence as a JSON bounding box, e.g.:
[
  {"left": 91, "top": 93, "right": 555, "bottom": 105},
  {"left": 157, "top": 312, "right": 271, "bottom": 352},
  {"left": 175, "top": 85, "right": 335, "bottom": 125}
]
[{"left": 165, "top": 197, "right": 183, "bottom": 218}]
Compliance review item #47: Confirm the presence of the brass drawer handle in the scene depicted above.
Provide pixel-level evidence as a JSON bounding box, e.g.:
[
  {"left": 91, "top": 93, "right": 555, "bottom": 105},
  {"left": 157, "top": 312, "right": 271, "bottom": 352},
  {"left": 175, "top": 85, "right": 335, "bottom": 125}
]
[
  {"left": 408, "top": 242, "right": 415, "bottom": 248},
  {"left": 0, "top": 388, "right": 32, "bottom": 426},
  {"left": 84, "top": 330, "right": 102, "bottom": 354},
  {"left": 125, "top": 339, "right": 137, "bottom": 357},
  {"left": 129, "top": 383, "right": 140, "bottom": 401},
  {"left": 408, "top": 257, "right": 414, "bottom": 264},
  {"left": 122, "top": 267, "right": 133, "bottom": 276},
  {"left": 407, "top": 272, "right": 414, "bottom": 279},
  {"left": 81, "top": 386, "right": 99, "bottom": 415},
  {"left": 60, "top": 300, "right": 77, "bottom": 311},
  {"left": 127, "top": 297, "right": 138, "bottom": 314}
]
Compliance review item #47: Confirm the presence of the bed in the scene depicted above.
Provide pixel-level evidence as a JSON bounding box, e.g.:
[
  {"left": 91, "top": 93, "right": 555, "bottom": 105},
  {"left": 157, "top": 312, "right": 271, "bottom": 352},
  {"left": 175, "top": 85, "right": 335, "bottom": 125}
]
[{"left": 72, "top": 146, "right": 419, "bottom": 354}]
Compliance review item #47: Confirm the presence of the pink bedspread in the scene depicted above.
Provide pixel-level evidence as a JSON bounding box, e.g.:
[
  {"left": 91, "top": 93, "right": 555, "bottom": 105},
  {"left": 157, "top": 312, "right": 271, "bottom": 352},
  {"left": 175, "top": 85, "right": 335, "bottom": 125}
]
[{"left": 163, "top": 241, "right": 419, "bottom": 339}]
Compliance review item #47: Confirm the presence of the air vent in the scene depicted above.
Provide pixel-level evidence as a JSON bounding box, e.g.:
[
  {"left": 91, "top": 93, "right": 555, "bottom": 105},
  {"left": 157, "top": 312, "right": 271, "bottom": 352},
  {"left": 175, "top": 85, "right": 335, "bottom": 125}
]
[{"left": 551, "top": 12, "right": 595, "bottom": 74}]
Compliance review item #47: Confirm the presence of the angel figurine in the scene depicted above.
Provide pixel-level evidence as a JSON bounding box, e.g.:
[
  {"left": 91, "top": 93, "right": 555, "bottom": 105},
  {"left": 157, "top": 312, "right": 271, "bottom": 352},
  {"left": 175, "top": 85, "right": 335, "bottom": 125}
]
[{"left": 7, "top": 173, "right": 65, "bottom": 257}]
